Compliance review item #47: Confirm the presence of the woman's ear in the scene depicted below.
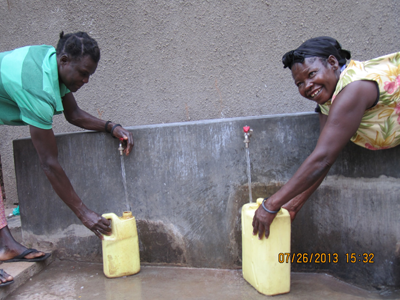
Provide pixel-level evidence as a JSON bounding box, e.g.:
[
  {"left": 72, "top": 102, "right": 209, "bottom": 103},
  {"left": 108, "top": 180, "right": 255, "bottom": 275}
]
[
  {"left": 327, "top": 55, "right": 339, "bottom": 71},
  {"left": 59, "top": 54, "right": 70, "bottom": 66}
]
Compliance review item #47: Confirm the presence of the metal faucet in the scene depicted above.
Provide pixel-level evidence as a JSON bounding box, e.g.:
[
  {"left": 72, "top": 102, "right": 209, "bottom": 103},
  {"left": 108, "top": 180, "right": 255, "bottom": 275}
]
[
  {"left": 243, "top": 126, "right": 253, "bottom": 148},
  {"left": 118, "top": 138, "right": 124, "bottom": 156}
]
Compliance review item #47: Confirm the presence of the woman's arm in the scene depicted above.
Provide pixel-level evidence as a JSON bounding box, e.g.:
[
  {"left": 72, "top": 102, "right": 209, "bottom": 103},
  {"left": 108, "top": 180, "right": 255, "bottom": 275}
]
[
  {"left": 318, "top": 112, "right": 328, "bottom": 133},
  {"left": 281, "top": 112, "right": 328, "bottom": 220},
  {"left": 29, "top": 125, "right": 111, "bottom": 239},
  {"left": 253, "top": 80, "right": 378, "bottom": 239},
  {"left": 282, "top": 167, "right": 329, "bottom": 221},
  {"left": 62, "top": 92, "right": 134, "bottom": 155}
]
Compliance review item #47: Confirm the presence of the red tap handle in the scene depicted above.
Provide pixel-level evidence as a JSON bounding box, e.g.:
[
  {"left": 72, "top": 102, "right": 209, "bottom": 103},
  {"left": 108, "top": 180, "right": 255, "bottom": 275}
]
[
  {"left": 119, "top": 138, "right": 124, "bottom": 141},
  {"left": 243, "top": 126, "right": 250, "bottom": 133}
]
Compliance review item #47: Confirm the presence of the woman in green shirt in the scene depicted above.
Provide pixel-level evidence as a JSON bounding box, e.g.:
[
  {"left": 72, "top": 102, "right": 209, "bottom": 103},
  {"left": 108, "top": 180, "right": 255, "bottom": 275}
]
[{"left": 0, "top": 31, "right": 134, "bottom": 286}]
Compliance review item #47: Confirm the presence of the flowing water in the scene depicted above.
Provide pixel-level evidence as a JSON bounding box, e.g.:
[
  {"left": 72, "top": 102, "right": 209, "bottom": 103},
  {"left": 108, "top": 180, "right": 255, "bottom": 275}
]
[
  {"left": 120, "top": 156, "right": 131, "bottom": 211},
  {"left": 245, "top": 147, "right": 252, "bottom": 203}
]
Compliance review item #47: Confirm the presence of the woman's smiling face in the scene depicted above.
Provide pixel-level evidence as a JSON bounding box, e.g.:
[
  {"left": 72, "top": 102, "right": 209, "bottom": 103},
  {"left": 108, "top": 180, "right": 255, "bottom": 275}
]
[{"left": 291, "top": 55, "right": 340, "bottom": 105}]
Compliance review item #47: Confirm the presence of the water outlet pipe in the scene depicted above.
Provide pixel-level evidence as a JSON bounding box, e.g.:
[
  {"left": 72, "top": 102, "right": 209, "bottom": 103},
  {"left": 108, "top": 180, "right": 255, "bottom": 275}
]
[
  {"left": 118, "top": 138, "right": 124, "bottom": 156},
  {"left": 243, "top": 126, "right": 253, "bottom": 148}
]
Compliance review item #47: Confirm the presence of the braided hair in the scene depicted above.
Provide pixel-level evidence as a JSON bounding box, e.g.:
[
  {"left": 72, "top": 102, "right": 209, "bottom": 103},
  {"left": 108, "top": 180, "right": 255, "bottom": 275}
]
[{"left": 56, "top": 31, "right": 100, "bottom": 63}]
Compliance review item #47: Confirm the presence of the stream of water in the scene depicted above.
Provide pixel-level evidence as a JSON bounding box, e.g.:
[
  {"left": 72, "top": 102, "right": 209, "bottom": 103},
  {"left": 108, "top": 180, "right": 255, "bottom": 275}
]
[
  {"left": 120, "top": 156, "right": 131, "bottom": 212},
  {"left": 245, "top": 147, "right": 252, "bottom": 203}
]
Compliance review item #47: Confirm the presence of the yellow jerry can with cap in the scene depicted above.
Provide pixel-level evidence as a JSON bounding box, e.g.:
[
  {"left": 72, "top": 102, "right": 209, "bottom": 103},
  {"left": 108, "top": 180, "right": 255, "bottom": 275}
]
[
  {"left": 102, "top": 211, "right": 140, "bottom": 278},
  {"left": 241, "top": 198, "right": 291, "bottom": 295}
]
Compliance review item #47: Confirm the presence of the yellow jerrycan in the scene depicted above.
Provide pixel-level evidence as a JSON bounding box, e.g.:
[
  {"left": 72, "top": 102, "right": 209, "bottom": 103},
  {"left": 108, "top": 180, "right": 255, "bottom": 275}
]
[
  {"left": 241, "top": 198, "right": 291, "bottom": 295},
  {"left": 102, "top": 211, "right": 140, "bottom": 278}
]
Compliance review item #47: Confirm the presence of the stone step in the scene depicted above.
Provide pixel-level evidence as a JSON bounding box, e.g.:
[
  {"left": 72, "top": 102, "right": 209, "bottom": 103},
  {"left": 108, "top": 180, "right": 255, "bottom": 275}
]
[
  {"left": 0, "top": 256, "right": 54, "bottom": 300},
  {"left": 0, "top": 209, "right": 54, "bottom": 300}
]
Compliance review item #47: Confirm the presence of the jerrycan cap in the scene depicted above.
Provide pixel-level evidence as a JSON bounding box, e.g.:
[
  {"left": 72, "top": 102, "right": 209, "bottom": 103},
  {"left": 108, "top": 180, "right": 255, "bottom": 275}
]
[{"left": 122, "top": 211, "right": 133, "bottom": 219}]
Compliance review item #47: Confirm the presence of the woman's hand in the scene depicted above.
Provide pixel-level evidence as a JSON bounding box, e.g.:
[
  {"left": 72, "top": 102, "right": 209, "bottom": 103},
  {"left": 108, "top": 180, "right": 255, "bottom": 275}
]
[
  {"left": 252, "top": 203, "right": 277, "bottom": 239},
  {"left": 78, "top": 208, "right": 111, "bottom": 240},
  {"left": 112, "top": 126, "right": 134, "bottom": 156},
  {"left": 281, "top": 203, "right": 297, "bottom": 222}
]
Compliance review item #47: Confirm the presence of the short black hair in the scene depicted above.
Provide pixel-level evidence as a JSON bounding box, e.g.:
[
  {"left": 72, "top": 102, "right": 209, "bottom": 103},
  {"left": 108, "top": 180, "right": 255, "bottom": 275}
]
[{"left": 56, "top": 31, "right": 100, "bottom": 63}]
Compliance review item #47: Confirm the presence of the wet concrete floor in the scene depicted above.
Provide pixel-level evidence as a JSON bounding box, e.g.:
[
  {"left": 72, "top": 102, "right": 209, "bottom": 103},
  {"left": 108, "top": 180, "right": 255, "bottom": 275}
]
[{"left": 6, "top": 259, "right": 400, "bottom": 300}]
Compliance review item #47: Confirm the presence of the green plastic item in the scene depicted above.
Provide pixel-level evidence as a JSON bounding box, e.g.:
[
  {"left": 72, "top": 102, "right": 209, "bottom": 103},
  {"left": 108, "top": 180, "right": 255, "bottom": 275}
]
[{"left": 12, "top": 205, "right": 20, "bottom": 216}]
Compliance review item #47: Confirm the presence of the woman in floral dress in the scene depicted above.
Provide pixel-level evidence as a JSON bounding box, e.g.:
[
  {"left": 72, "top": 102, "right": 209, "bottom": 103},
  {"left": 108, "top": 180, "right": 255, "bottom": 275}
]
[{"left": 252, "top": 36, "right": 400, "bottom": 238}]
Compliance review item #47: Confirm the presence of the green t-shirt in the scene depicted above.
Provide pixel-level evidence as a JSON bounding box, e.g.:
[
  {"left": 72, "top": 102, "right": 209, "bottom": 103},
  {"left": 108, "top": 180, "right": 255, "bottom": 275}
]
[{"left": 0, "top": 45, "right": 69, "bottom": 129}]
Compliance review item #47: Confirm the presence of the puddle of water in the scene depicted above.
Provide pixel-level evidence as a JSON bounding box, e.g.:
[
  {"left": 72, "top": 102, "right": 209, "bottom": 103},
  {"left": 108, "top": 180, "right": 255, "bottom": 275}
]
[{"left": 7, "top": 261, "right": 389, "bottom": 300}]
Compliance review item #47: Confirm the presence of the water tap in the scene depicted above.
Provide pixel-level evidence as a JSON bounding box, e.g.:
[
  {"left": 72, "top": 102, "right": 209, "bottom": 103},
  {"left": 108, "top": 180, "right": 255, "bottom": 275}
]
[
  {"left": 243, "top": 126, "right": 253, "bottom": 148},
  {"left": 118, "top": 138, "right": 125, "bottom": 156}
]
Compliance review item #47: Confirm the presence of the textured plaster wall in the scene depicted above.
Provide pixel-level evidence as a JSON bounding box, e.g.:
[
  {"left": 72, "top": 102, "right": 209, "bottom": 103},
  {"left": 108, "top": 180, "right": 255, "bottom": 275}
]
[{"left": 0, "top": 0, "right": 399, "bottom": 204}]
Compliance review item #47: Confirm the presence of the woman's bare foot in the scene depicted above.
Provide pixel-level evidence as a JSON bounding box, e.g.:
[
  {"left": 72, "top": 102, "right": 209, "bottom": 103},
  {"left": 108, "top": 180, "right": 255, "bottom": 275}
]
[
  {"left": 0, "top": 226, "right": 45, "bottom": 261},
  {"left": 0, "top": 269, "right": 13, "bottom": 286}
]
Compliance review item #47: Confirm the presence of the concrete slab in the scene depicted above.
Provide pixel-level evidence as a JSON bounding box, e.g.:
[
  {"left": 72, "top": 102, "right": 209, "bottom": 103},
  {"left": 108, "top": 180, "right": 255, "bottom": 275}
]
[{"left": 5, "top": 260, "right": 400, "bottom": 300}]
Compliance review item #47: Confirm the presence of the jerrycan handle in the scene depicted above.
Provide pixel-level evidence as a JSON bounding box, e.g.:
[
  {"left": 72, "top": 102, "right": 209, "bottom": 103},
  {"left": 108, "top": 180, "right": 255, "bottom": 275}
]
[{"left": 102, "top": 213, "right": 119, "bottom": 240}]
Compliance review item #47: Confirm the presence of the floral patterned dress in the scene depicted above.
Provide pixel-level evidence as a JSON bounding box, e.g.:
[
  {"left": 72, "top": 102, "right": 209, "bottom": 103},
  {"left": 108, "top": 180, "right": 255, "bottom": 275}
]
[{"left": 319, "top": 52, "right": 400, "bottom": 150}]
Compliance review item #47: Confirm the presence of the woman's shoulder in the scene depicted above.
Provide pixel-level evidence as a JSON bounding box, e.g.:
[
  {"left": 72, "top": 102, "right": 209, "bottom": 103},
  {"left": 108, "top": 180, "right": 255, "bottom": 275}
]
[
  {"left": 367, "top": 52, "right": 400, "bottom": 64},
  {"left": 333, "top": 52, "right": 400, "bottom": 99},
  {"left": 345, "top": 52, "right": 400, "bottom": 75}
]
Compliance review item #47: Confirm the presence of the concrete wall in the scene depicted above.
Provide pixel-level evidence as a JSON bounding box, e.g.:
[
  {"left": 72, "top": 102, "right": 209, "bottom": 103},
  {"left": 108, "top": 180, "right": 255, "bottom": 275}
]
[
  {"left": 1, "top": 0, "right": 400, "bottom": 206},
  {"left": 13, "top": 113, "right": 400, "bottom": 290}
]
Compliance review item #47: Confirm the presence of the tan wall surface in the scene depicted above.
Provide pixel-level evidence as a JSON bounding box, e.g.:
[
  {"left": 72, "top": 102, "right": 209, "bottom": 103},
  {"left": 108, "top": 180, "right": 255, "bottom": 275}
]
[{"left": 1, "top": 0, "right": 399, "bottom": 205}]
